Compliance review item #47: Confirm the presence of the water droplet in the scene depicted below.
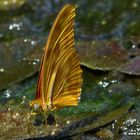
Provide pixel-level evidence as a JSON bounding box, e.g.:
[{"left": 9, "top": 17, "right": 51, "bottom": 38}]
[
  {"left": 111, "top": 80, "right": 118, "bottom": 83},
  {"left": 67, "top": 120, "right": 70, "bottom": 124},
  {"left": 24, "top": 38, "right": 28, "bottom": 42},
  {"left": 36, "top": 59, "right": 40, "bottom": 62},
  {"left": 24, "top": 38, "right": 37, "bottom": 46},
  {"left": 132, "top": 2, "right": 138, "bottom": 8},
  {"left": 0, "top": 33, "right": 3, "bottom": 37},
  {"left": 8, "top": 108, "right": 11, "bottom": 111},
  {"left": 31, "top": 40, "right": 37, "bottom": 46},
  {"left": 22, "top": 57, "right": 26, "bottom": 61},
  {"left": 30, "top": 58, "right": 40, "bottom": 65},
  {"left": 9, "top": 22, "right": 22, "bottom": 31},
  {"left": 137, "top": 88, "right": 140, "bottom": 91},
  {"left": 3, "top": 1, "right": 8, "bottom": 5},
  {"left": 16, "top": 113, "right": 19, "bottom": 116},
  {"left": 132, "top": 44, "right": 136, "bottom": 48},
  {"left": 33, "top": 61, "right": 37, "bottom": 65},
  {"left": 13, "top": 115, "right": 16, "bottom": 119},
  {"left": 101, "top": 20, "right": 107, "bottom": 25},
  {"left": 12, "top": 0, "right": 17, "bottom": 3},
  {"left": 98, "top": 81, "right": 109, "bottom": 88},
  {"left": 4, "top": 90, "right": 12, "bottom": 98},
  {"left": 51, "top": 131, "right": 55, "bottom": 135},
  {"left": 112, "top": 123, "right": 115, "bottom": 129},
  {"left": 0, "top": 68, "right": 5, "bottom": 72},
  {"left": 23, "top": 96, "right": 26, "bottom": 99}
]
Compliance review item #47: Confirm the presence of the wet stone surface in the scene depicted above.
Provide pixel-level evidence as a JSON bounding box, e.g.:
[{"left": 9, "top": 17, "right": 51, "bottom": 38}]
[{"left": 0, "top": 0, "right": 140, "bottom": 139}]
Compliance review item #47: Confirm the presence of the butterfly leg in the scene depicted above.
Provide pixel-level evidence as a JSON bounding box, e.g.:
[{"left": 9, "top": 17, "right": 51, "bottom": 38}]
[
  {"left": 43, "top": 111, "right": 48, "bottom": 125},
  {"left": 51, "top": 107, "right": 58, "bottom": 126},
  {"left": 54, "top": 110, "right": 58, "bottom": 126}
]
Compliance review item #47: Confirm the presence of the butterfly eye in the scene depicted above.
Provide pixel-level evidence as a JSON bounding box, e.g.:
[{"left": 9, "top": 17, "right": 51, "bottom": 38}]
[{"left": 34, "top": 103, "right": 39, "bottom": 110}]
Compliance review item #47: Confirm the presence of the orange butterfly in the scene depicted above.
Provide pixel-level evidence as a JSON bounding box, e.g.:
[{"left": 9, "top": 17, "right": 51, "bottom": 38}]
[{"left": 29, "top": 4, "right": 82, "bottom": 113}]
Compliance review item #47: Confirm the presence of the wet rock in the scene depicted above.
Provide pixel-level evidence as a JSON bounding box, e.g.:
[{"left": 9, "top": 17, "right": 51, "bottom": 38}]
[
  {"left": 95, "top": 129, "right": 114, "bottom": 139},
  {"left": 0, "top": 1, "right": 140, "bottom": 139},
  {"left": 119, "top": 56, "right": 140, "bottom": 75}
]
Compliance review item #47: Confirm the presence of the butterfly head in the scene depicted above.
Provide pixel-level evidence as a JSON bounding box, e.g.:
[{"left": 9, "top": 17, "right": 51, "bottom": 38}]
[
  {"left": 29, "top": 99, "right": 48, "bottom": 112},
  {"left": 29, "top": 99, "right": 53, "bottom": 112}
]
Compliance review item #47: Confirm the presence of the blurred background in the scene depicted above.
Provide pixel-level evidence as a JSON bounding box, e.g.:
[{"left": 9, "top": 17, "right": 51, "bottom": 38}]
[{"left": 0, "top": 0, "right": 140, "bottom": 140}]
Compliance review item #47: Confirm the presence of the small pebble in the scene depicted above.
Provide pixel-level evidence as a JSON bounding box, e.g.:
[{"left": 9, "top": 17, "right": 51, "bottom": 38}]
[{"left": 96, "top": 129, "right": 114, "bottom": 139}]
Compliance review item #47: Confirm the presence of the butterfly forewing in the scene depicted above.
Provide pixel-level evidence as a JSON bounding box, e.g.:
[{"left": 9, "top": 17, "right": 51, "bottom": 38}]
[{"left": 30, "top": 5, "right": 82, "bottom": 111}]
